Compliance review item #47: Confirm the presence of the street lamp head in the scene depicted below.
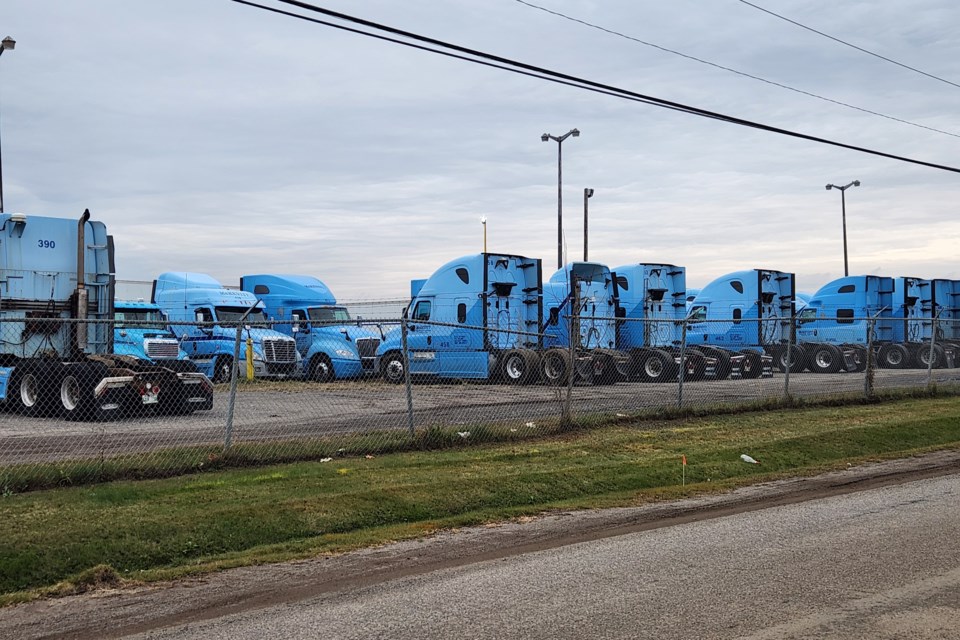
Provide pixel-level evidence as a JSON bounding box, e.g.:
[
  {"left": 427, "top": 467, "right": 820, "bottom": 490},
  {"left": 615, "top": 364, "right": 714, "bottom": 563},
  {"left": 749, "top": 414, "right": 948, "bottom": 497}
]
[
  {"left": 1, "top": 37, "right": 14, "bottom": 51},
  {"left": 480, "top": 216, "right": 487, "bottom": 224},
  {"left": 585, "top": 188, "right": 594, "bottom": 198},
  {"left": 825, "top": 184, "right": 834, "bottom": 190},
  {"left": 570, "top": 128, "right": 580, "bottom": 138},
  {"left": 853, "top": 180, "right": 861, "bottom": 187},
  {"left": 541, "top": 133, "right": 550, "bottom": 142}
]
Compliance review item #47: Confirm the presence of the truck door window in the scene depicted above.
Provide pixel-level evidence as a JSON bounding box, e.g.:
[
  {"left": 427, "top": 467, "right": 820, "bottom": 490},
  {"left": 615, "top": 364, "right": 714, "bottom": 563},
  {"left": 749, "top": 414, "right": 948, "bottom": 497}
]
[
  {"left": 198, "top": 308, "right": 214, "bottom": 323},
  {"left": 412, "top": 300, "right": 431, "bottom": 321},
  {"left": 689, "top": 305, "right": 706, "bottom": 322},
  {"left": 732, "top": 308, "right": 742, "bottom": 324},
  {"left": 836, "top": 309, "right": 854, "bottom": 324},
  {"left": 457, "top": 303, "right": 467, "bottom": 323}
]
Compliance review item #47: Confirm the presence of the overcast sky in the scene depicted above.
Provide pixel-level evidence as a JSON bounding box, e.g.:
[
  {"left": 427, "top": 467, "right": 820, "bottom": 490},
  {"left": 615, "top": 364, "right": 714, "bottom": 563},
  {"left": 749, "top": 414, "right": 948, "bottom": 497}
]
[{"left": 4, "top": 0, "right": 960, "bottom": 299}]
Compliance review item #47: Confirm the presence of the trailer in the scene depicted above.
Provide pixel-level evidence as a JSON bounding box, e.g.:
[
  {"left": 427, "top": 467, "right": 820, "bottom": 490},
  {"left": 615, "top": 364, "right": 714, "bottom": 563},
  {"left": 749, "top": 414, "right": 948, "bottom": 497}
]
[
  {"left": 240, "top": 274, "right": 384, "bottom": 381},
  {"left": 374, "top": 253, "right": 543, "bottom": 384},
  {"left": 685, "top": 269, "right": 787, "bottom": 378},
  {"left": 153, "top": 272, "right": 300, "bottom": 382},
  {"left": 923, "top": 279, "right": 960, "bottom": 364},
  {"left": 0, "top": 211, "right": 212, "bottom": 419}
]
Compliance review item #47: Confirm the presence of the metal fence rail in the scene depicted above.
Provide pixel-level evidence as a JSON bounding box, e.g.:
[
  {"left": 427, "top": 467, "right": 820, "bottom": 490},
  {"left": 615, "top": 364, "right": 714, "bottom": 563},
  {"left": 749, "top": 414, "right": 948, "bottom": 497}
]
[{"left": 1, "top": 315, "right": 958, "bottom": 491}]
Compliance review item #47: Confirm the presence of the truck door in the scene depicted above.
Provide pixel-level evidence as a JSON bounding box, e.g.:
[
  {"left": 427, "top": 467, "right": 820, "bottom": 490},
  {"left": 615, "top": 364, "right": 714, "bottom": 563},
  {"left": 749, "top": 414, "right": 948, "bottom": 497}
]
[
  {"left": 406, "top": 298, "right": 437, "bottom": 373},
  {"left": 291, "top": 309, "right": 311, "bottom": 355}
]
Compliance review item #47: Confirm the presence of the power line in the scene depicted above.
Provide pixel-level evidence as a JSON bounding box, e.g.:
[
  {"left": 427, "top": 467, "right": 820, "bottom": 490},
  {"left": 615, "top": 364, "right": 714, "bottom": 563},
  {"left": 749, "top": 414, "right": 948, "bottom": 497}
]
[
  {"left": 228, "top": 0, "right": 960, "bottom": 174},
  {"left": 515, "top": 0, "right": 960, "bottom": 139},
  {"left": 737, "top": 0, "right": 960, "bottom": 91}
]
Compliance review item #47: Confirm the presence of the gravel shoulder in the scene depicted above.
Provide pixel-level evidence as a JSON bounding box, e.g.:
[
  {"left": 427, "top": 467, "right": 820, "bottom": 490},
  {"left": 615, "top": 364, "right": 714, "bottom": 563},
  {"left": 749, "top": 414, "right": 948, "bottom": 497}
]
[{"left": 2, "top": 449, "right": 959, "bottom": 640}]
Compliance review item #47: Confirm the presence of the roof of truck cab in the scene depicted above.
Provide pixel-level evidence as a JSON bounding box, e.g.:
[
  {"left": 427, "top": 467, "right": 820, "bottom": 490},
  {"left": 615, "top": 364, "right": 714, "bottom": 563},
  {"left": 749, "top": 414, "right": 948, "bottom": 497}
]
[{"left": 241, "top": 274, "right": 337, "bottom": 305}]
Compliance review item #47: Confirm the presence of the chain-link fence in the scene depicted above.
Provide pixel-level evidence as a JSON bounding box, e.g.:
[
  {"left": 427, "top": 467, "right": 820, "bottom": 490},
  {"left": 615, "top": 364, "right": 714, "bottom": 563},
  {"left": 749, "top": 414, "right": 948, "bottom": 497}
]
[{"left": 2, "top": 313, "right": 959, "bottom": 492}]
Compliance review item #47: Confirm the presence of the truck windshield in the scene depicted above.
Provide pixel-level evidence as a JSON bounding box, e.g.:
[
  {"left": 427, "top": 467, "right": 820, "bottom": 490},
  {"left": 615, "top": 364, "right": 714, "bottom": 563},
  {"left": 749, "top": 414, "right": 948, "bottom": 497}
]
[
  {"left": 115, "top": 309, "right": 167, "bottom": 329},
  {"left": 215, "top": 306, "right": 269, "bottom": 325},
  {"left": 307, "top": 307, "right": 352, "bottom": 323}
]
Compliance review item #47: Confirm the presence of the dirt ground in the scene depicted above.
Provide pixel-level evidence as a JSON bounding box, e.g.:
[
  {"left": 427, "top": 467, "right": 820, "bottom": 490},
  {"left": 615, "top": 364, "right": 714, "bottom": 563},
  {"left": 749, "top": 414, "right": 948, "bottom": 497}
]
[{"left": 2, "top": 449, "right": 959, "bottom": 640}]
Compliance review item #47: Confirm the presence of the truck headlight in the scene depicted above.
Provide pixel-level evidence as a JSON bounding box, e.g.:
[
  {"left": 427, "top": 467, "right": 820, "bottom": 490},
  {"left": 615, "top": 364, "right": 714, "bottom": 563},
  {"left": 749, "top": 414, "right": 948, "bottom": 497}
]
[{"left": 334, "top": 349, "right": 357, "bottom": 359}]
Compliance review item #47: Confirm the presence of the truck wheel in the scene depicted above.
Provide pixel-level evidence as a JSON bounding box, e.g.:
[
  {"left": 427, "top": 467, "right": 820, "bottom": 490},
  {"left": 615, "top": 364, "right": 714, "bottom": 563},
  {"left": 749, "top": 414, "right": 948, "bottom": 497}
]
[
  {"left": 740, "top": 351, "right": 763, "bottom": 379},
  {"left": 774, "top": 346, "right": 805, "bottom": 374},
  {"left": 382, "top": 352, "right": 405, "bottom": 384},
  {"left": 700, "top": 347, "right": 731, "bottom": 380},
  {"left": 807, "top": 344, "right": 842, "bottom": 373},
  {"left": 9, "top": 362, "right": 48, "bottom": 417},
  {"left": 500, "top": 350, "right": 540, "bottom": 385},
  {"left": 638, "top": 350, "right": 674, "bottom": 383},
  {"left": 212, "top": 356, "right": 234, "bottom": 384},
  {"left": 541, "top": 349, "right": 569, "bottom": 385},
  {"left": 309, "top": 354, "right": 335, "bottom": 383},
  {"left": 60, "top": 362, "right": 110, "bottom": 421},
  {"left": 592, "top": 353, "right": 618, "bottom": 385},
  {"left": 682, "top": 349, "right": 708, "bottom": 382},
  {"left": 914, "top": 344, "right": 945, "bottom": 369},
  {"left": 851, "top": 346, "right": 868, "bottom": 372},
  {"left": 878, "top": 344, "right": 909, "bottom": 369}
]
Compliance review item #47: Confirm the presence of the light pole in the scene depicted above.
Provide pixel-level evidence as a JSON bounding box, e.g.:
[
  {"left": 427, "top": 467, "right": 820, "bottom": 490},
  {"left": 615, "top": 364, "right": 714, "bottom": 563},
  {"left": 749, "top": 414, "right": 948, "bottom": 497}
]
[
  {"left": 825, "top": 180, "right": 860, "bottom": 277},
  {"left": 541, "top": 128, "right": 580, "bottom": 269},
  {"left": 0, "top": 36, "right": 15, "bottom": 215},
  {"left": 583, "top": 188, "right": 594, "bottom": 261},
  {"left": 481, "top": 216, "right": 487, "bottom": 253}
]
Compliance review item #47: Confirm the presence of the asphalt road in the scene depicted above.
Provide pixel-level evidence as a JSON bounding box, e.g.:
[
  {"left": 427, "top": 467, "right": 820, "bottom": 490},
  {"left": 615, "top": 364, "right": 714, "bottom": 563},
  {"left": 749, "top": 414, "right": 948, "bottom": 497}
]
[
  {"left": 1, "top": 369, "right": 959, "bottom": 465},
  {"left": 128, "top": 466, "right": 960, "bottom": 639}
]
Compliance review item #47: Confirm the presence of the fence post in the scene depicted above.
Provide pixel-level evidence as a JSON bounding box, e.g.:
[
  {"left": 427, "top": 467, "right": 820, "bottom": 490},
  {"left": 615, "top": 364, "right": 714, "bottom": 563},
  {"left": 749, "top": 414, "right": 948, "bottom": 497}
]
[
  {"left": 864, "top": 316, "right": 875, "bottom": 399},
  {"left": 783, "top": 315, "right": 792, "bottom": 402},
  {"left": 564, "top": 276, "right": 578, "bottom": 426},
  {"left": 926, "top": 309, "right": 941, "bottom": 388},
  {"left": 677, "top": 317, "right": 687, "bottom": 409},
  {"left": 224, "top": 322, "right": 243, "bottom": 452},
  {"left": 400, "top": 317, "right": 415, "bottom": 438}
]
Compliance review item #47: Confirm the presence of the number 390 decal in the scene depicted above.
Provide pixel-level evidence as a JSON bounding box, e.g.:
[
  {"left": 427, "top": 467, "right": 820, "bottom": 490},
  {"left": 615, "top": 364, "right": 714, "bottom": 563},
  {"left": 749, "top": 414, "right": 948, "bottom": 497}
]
[{"left": 37, "top": 239, "right": 56, "bottom": 249}]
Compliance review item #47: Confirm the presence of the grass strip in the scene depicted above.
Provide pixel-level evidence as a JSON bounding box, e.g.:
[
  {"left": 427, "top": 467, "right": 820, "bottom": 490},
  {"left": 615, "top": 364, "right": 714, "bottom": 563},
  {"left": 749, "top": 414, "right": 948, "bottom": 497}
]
[{"left": 2, "top": 395, "right": 960, "bottom": 603}]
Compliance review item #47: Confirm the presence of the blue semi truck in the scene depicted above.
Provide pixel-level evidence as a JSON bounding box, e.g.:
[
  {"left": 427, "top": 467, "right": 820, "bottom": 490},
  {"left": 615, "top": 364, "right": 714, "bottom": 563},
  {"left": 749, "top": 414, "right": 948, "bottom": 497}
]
[
  {"left": 613, "top": 263, "right": 730, "bottom": 382},
  {"left": 114, "top": 299, "right": 192, "bottom": 366},
  {"left": 0, "top": 212, "right": 212, "bottom": 419},
  {"left": 797, "top": 275, "right": 956, "bottom": 371},
  {"left": 152, "top": 272, "right": 300, "bottom": 383},
  {"left": 240, "top": 274, "right": 384, "bottom": 381},
  {"left": 684, "top": 269, "right": 786, "bottom": 377},
  {"left": 925, "top": 279, "right": 960, "bottom": 359},
  {"left": 539, "top": 262, "right": 627, "bottom": 385},
  {"left": 374, "top": 253, "right": 543, "bottom": 384}
]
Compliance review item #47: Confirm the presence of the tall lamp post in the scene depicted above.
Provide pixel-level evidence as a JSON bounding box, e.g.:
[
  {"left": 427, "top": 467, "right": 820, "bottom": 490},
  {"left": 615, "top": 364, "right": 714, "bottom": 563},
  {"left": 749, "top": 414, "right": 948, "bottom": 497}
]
[
  {"left": 481, "top": 216, "right": 487, "bottom": 253},
  {"left": 583, "top": 188, "right": 594, "bottom": 261},
  {"left": 825, "top": 180, "right": 860, "bottom": 277},
  {"left": 0, "top": 36, "right": 15, "bottom": 214},
  {"left": 541, "top": 128, "right": 580, "bottom": 269}
]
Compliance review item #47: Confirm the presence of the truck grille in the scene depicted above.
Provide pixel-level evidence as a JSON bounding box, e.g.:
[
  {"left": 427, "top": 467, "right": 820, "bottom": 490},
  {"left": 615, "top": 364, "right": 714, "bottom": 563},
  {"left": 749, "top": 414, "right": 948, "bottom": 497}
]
[
  {"left": 145, "top": 339, "right": 181, "bottom": 360},
  {"left": 356, "top": 338, "right": 381, "bottom": 359},
  {"left": 263, "top": 337, "right": 297, "bottom": 363}
]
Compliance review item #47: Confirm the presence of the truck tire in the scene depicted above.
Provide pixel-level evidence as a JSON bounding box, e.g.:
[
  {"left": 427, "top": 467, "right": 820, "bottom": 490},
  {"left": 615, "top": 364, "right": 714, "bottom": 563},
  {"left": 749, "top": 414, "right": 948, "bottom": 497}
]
[
  {"left": 500, "top": 349, "right": 539, "bottom": 385},
  {"left": 807, "top": 344, "right": 842, "bottom": 373},
  {"left": 699, "top": 347, "right": 731, "bottom": 380},
  {"left": 592, "top": 353, "right": 618, "bottom": 385},
  {"left": 541, "top": 349, "right": 569, "bottom": 385},
  {"left": 682, "top": 349, "right": 708, "bottom": 382},
  {"left": 878, "top": 344, "right": 909, "bottom": 369},
  {"left": 851, "top": 346, "right": 868, "bottom": 372},
  {"left": 739, "top": 351, "right": 763, "bottom": 379},
  {"left": 637, "top": 349, "right": 674, "bottom": 383},
  {"left": 212, "top": 355, "right": 234, "bottom": 384},
  {"left": 60, "top": 362, "right": 111, "bottom": 421},
  {"left": 914, "top": 344, "right": 945, "bottom": 369},
  {"left": 774, "top": 345, "right": 805, "bottom": 374},
  {"left": 309, "top": 354, "right": 335, "bottom": 383},
  {"left": 9, "top": 362, "right": 57, "bottom": 417},
  {"left": 381, "top": 352, "right": 405, "bottom": 384}
]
